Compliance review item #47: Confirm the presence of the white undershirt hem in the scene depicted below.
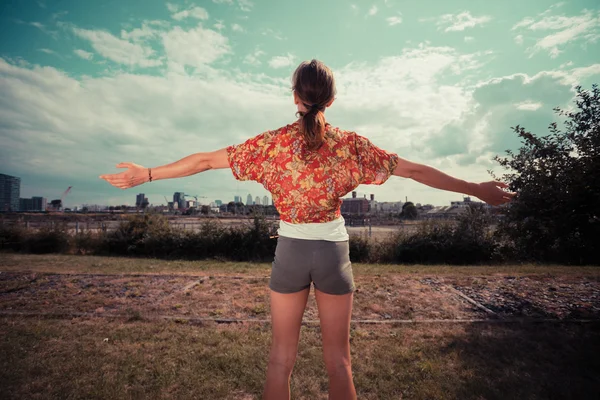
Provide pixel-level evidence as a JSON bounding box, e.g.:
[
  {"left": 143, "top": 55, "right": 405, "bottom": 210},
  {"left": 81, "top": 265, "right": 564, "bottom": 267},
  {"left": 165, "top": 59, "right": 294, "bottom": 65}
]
[{"left": 277, "top": 215, "right": 349, "bottom": 242}]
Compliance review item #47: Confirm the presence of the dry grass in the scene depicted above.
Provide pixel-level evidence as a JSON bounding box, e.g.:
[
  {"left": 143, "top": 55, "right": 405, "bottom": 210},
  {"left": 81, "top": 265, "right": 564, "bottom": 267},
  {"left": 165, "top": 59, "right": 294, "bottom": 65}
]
[
  {"left": 1, "top": 253, "right": 600, "bottom": 399},
  {"left": 1, "top": 317, "right": 599, "bottom": 399}
]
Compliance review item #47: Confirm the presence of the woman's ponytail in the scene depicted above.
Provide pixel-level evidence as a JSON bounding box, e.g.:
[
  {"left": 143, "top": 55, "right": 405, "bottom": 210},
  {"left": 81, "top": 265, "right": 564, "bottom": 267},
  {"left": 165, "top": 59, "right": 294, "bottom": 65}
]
[{"left": 292, "top": 59, "right": 336, "bottom": 151}]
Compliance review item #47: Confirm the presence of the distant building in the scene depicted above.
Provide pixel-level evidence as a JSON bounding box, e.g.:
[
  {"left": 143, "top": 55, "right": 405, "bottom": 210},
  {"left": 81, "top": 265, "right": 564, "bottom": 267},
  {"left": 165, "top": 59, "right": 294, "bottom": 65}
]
[
  {"left": 255, "top": 196, "right": 261, "bottom": 205},
  {"left": 376, "top": 201, "right": 404, "bottom": 213},
  {"left": 234, "top": 195, "right": 242, "bottom": 203},
  {"left": 341, "top": 191, "right": 370, "bottom": 215},
  {"left": 215, "top": 200, "right": 222, "bottom": 207},
  {"left": 19, "top": 196, "right": 47, "bottom": 212},
  {"left": 173, "top": 192, "right": 185, "bottom": 210},
  {"left": 0, "top": 173, "right": 20, "bottom": 212},
  {"left": 263, "top": 195, "right": 269, "bottom": 206},
  {"left": 246, "top": 193, "right": 253, "bottom": 206},
  {"left": 136, "top": 193, "right": 145, "bottom": 207}
]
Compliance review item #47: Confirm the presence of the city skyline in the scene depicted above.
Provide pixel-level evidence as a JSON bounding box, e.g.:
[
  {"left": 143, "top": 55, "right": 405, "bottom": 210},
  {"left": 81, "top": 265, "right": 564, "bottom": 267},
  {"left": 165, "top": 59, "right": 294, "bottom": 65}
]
[
  {"left": 1, "top": 1, "right": 599, "bottom": 207},
  {"left": 2, "top": 171, "right": 466, "bottom": 210}
]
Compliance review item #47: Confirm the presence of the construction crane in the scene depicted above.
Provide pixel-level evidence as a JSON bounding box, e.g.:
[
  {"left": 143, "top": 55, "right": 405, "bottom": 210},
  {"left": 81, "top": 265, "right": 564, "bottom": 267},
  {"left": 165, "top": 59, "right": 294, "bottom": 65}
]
[
  {"left": 183, "top": 194, "right": 207, "bottom": 208},
  {"left": 47, "top": 186, "right": 72, "bottom": 212}
]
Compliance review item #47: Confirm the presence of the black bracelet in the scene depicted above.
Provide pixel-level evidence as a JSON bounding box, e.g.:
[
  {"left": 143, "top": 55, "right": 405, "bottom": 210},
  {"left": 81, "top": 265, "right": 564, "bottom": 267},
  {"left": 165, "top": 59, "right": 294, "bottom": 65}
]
[{"left": 148, "top": 168, "right": 152, "bottom": 182}]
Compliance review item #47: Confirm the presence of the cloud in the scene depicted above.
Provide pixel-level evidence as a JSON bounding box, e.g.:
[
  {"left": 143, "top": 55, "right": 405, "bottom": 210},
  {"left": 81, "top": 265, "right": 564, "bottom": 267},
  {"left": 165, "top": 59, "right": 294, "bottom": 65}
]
[
  {"left": 243, "top": 49, "right": 265, "bottom": 66},
  {"left": 424, "top": 65, "right": 600, "bottom": 165},
  {"left": 432, "top": 11, "right": 492, "bottom": 32},
  {"left": 73, "top": 27, "right": 162, "bottom": 67},
  {"left": 367, "top": 6, "right": 378, "bottom": 17},
  {"left": 0, "top": 57, "right": 290, "bottom": 206},
  {"left": 387, "top": 15, "right": 402, "bottom": 26},
  {"left": 464, "top": 36, "right": 474, "bottom": 42},
  {"left": 238, "top": 0, "right": 253, "bottom": 12},
  {"left": 171, "top": 6, "right": 209, "bottom": 21},
  {"left": 74, "top": 49, "right": 94, "bottom": 60},
  {"left": 350, "top": 5, "right": 359, "bottom": 14},
  {"left": 161, "top": 25, "right": 230, "bottom": 68},
  {"left": 515, "top": 101, "right": 543, "bottom": 111},
  {"left": 214, "top": 20, "right": 225, "bottom": 30},
  {"left": 261, "top": 28, "right": 285, "bottom": 40},
  {"left": 166, "top": 3, "right": 179, "bottom": 13},
  {"left": 268, "top": 53, "right": 295, "bottom": 69},
  {"left": 38, "top": 48, "right": 57, "bottom": 55},
  {"left": 512, "top": 9, "right": 600, "bottom": 57},
  {"left": 514, "top": 34, "right": 524, "bottom": 45},
  {"left": 231, "top": 23, "right": 244, "bottom": 32},
  {"left": 29, "top": 21, "right": 59, "bottom": 39}
]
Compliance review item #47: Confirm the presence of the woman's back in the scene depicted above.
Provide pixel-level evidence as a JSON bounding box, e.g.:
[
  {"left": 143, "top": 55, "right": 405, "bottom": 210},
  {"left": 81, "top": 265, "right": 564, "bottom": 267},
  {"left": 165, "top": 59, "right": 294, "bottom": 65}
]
[{"left": 226, "top": 120, "right": 399, "bottom": 224}]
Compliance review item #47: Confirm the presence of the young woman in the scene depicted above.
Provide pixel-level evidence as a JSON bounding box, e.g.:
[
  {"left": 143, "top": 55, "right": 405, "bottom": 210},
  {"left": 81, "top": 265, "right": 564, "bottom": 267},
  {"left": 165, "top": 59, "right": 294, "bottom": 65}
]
[{"left": 100, "top": 59, "right": 515, "bottom": 400}]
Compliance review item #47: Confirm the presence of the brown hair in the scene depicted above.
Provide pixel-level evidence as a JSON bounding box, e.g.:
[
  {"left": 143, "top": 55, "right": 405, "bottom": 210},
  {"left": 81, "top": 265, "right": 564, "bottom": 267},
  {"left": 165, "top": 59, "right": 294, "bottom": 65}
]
[{"left": 292, "top": 59, "right": 336, "bottom": 151}]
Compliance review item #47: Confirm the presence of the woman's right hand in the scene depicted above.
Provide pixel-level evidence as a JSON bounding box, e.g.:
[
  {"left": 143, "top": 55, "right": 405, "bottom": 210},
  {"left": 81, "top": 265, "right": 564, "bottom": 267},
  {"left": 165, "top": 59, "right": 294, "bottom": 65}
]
[{"left": 473, "top": 181, "right": 516, "bottom": 206}]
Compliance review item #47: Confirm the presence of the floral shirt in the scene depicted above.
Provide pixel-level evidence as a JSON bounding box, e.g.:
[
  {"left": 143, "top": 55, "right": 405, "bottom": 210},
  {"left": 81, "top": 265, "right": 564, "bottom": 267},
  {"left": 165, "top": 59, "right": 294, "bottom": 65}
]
[{"left": 226, "top": 121, "right": 399, "bottom": 224}]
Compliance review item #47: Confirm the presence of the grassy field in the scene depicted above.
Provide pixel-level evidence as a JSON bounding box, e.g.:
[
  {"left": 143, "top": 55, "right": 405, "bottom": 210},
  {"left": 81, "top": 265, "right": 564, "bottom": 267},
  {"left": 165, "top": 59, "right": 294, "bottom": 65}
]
[{"left": 1, "top": 253, "right": 599, "bottom": 399}]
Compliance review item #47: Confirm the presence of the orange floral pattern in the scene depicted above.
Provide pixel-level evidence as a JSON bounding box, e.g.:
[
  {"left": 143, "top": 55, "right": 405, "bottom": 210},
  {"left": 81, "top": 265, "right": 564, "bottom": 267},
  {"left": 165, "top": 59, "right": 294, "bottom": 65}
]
[{"left": 226, "top": 121, "right": 399, "bottom": 224}]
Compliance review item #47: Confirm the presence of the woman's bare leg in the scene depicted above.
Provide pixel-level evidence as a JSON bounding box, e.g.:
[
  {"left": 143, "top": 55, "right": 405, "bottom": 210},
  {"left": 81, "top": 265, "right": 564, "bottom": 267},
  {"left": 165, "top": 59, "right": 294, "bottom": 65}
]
[
  {"left": 263, "top": 287, "right": 310, "bottom": 400},
  {"left": 314, "top": 288, "right": 356, "bottom": 400}
]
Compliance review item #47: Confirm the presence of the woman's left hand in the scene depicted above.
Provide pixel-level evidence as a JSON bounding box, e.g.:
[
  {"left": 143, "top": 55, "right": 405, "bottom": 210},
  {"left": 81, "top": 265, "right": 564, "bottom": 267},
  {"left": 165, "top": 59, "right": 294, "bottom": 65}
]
[{"left": 99, "top": 162, "right": 148, "bottom": 190}]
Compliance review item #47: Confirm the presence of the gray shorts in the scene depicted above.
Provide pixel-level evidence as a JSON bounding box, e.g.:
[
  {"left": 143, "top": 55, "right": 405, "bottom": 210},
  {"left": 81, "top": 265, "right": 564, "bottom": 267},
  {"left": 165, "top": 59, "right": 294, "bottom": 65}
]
[{"left": 269, "top": 236, "right": 355, "bottom": 295}]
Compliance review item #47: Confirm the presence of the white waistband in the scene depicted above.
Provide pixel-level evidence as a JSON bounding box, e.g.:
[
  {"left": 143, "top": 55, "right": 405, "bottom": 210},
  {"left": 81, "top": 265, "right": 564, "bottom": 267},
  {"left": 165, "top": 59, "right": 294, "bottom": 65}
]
[{"left": 278, "top": 216, "right": 349, "bottom": 241}]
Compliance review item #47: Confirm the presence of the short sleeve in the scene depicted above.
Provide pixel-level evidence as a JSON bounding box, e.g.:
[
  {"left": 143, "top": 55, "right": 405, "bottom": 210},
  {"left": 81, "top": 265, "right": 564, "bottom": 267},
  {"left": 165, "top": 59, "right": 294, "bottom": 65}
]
[
  {"left": 353, "top": 133, "right": 399, "bottom": 185},
  {"left": 226, "top": 130, "right": 273, "bottom": 182}
]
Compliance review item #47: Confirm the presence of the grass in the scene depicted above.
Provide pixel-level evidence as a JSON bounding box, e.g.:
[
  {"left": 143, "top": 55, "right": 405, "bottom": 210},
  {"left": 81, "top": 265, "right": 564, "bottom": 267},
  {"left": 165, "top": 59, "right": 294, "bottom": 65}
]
[
  {"left": 1, "top": 317, "right": 599, "bottom": 399},
  {"left": 2, "top": 252, "right": 600, "bottom": 277},
  {"left": 1, "top": 252, "right": 600, "bottom": 399}
]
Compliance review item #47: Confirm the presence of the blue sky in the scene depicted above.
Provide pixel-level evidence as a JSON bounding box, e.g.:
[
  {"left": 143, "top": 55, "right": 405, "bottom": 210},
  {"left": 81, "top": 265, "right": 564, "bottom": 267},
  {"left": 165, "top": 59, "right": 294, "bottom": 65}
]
[{"left": 1, "top": 0, "right": 599, "bottom": 208}]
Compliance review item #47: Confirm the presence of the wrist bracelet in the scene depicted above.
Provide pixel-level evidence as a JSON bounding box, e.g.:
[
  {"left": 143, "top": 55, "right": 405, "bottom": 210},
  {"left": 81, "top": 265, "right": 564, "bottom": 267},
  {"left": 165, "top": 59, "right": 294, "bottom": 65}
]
[{"left": 148, "top": 168, "right": 152, "bottom": 182}]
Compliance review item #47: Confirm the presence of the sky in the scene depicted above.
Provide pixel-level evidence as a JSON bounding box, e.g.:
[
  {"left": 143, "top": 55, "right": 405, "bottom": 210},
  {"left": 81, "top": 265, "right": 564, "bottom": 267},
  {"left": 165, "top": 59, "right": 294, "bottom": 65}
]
[{"left": 1, "top": 0, "right": 599, "bottom": 208}]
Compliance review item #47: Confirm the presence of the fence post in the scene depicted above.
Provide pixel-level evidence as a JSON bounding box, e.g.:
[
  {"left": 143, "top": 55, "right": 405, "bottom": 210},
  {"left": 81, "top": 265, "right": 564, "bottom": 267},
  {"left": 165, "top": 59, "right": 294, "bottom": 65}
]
[
  {"left": 26, "top": 221, "right": 29, "bottom": 229},
  {"left": 75, "top": 221, "right": 79, "bottom": 234}
]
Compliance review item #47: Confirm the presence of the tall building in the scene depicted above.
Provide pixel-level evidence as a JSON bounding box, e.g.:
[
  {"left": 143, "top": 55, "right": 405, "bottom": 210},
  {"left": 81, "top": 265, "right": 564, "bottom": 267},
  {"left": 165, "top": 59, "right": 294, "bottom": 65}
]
[
  {"left": 234, "top": 195, "right": 241, "bottom": 203},
  {"left": 215, "top": 200, "right": 222, "bottom": 207},
  {"left": 19, "top": 198, "right": 33, "bottom": 211},
  {"left": 0, "top": 173, "right": 20, "bottom": 212},
  {"left": 263, "top": 195, "right": 269, "bottom": 206},
  {"left": 136, "top": 193, "right": 145, "bottom": 207},
  {"left": 246, "top": 193, "right": 253, "bottom": 205},
  {"left": 19, "top": 196, "right": 47, "bottom": 212},
  {"left": 341, "top": 191, "right": 370, "bottom": 215},
  {"left": 173, "top": 192, "right": 185, "bottom": 210},
  {"left": 255, "top": 196, "right": 261, "bottom": 205},
  {"left": 32, "top": 197, "right": 47, "bottom": 211}
]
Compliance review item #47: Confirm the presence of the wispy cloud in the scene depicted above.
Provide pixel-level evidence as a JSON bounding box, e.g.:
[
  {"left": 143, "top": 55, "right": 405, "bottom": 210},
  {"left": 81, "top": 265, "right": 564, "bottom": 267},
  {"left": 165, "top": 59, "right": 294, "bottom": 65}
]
[
  {"left": 238, "top": 0, "right": 253, "bottom": 12},
  {"left": 214, "top": 20, "right": 225, "bottom": 30},
  {"left": 73, "top": 27, "right": 162, "bottom": 67},
  {"left": 171, "top": 6, "right": 209, "bottom": 21},
  {"left": 512, "top": 9, "right": 600, "bottom": 58},
  {"left": 74, "top": 49, "right": 93, "bottom": 60},
  {"left": 367, "top": 6, "right": 378, "bottom": 17},
  {"left": 268, "top": 53, "right": 295, "bottom": 69},
  {"left": 387, "top": 14, "right": 402, "bottom": 26},
  {"left": 38, "top": 48, "right": 57, "bottom": 55},
  {"left": 429, "top": 11, "right": 492, "bottom": 32},
  {"left": 231, "top": 23, "right": 244, "bottom": 32},
  {"left": 162, "top": 25, "right": 230, "bottom": 68},
  {"left": 244, "top": 49, "right": 265, "bottom": 66}
]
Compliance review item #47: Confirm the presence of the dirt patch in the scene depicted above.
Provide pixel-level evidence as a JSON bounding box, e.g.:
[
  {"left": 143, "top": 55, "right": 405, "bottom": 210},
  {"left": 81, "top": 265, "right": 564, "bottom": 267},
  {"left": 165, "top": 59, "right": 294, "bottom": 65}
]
[{"left": 2, "top": 271, "right": 599, "bottom": 322}]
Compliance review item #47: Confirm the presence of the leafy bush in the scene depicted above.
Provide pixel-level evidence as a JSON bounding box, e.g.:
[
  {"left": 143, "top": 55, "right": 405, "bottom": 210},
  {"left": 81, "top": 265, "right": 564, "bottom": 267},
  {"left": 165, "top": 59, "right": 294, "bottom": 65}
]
[
  {"left": 23, "top": 222, "right": 70, "bottom": 254},
  {"left": 493, "top": 85, "right": 600, "bottom": 265}
]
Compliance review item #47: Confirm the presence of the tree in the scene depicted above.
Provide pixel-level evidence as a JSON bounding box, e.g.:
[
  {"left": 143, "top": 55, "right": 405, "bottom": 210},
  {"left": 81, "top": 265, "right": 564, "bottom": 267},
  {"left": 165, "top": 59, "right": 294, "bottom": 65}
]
[
  {"left": 493, "top": 85, "right": 600, "bottom": 265},
  {"left": 401, "top": 202, "right": 418, "bottom": 219}
]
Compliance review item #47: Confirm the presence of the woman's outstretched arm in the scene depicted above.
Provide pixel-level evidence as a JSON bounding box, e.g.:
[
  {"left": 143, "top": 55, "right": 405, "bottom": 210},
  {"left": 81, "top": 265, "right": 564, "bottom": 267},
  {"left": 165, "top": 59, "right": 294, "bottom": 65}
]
[
  {"left": 100, "top": 148, "right": 229, "bottom": 190},
  {"left": 392, "top": 156, "right": 515, "bottom": 206}
]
